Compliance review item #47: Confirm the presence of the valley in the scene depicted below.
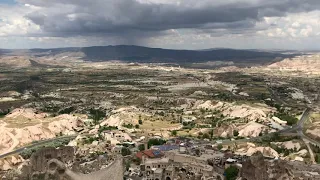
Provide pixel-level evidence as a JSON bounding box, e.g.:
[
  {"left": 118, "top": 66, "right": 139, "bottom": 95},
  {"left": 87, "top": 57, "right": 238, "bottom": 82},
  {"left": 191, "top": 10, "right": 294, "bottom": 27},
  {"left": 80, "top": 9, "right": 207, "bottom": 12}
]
[{"left": 0, "top": 49, "right": 319, "bottom": 179}]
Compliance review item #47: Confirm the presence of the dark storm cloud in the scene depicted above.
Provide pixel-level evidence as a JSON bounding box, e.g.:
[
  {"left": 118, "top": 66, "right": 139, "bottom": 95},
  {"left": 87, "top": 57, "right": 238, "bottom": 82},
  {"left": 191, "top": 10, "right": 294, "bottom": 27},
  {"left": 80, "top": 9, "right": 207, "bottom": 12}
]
[{"left": 21, "top": 0, "right": 320, "bottom": 37}]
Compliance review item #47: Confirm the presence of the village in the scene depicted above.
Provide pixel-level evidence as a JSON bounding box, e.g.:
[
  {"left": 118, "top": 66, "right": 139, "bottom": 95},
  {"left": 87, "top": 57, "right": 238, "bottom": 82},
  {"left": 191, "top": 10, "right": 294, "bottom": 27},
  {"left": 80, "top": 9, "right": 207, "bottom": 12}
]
[{"left": 0, "top": 99, "right": 317, "bottom": 180}]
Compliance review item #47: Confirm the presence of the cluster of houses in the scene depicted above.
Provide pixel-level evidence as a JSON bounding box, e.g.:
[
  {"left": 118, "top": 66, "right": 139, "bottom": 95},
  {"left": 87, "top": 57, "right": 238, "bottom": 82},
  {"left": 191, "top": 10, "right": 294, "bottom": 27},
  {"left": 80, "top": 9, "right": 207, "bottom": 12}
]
[{"left": 123, "top": 137, "right": 248, "bottom": 180}]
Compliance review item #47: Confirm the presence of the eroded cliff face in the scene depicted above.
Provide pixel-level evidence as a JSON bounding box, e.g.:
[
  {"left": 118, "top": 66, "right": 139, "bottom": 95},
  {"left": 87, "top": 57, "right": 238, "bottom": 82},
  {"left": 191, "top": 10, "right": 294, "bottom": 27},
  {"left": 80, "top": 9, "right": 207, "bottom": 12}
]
[
  {"left": 241, "top": 151, "right": 268, "bottom": 180},
  {"left": 0, "top": 108, "right": 85, "bottom": 171},
  {"left": 267, "top": 54, "right": 320, "bottom": 75},
  {"left": 42, "top": 158, "right": 123, "bottom": 180},
  {"left": 240, "top": 151, "right": 319, "bottom": 180},
  {"left": 0, "top": 108, "right": 84, "bottom": 155}
]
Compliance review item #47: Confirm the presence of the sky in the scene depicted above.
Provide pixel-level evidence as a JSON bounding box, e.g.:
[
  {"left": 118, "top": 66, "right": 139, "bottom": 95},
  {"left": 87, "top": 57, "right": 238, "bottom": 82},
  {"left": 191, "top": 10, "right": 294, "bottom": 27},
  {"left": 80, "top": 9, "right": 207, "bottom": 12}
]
[{"left": 0, "top": 0, "right": 320, "bottom": 50}]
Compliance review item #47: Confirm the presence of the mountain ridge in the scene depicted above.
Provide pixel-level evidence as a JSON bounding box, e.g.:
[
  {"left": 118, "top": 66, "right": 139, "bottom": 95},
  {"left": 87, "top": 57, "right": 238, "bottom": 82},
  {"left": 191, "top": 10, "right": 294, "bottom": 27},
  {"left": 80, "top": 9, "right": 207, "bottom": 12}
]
[{"left": 1, "top": 45, "right": 298, "bottom": 67}]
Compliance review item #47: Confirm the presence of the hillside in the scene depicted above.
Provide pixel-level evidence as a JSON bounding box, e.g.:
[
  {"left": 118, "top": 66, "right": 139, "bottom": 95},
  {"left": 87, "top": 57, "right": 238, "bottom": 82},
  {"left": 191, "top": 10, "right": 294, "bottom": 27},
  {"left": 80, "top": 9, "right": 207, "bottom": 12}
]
[
  {"left": 80, "top": 45, "right": 293, "bottom": 65},
  {"left": 0, "top": 46, "right": 297, "bottom": 68}
]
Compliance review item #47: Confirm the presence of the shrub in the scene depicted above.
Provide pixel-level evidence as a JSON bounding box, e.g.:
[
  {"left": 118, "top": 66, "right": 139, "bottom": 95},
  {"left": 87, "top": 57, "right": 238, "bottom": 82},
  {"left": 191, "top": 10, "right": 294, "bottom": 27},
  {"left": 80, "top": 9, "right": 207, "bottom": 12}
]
[
  {"left": 123, "top": 123, "right": 134, "bottom": 129},
  {"left": 98, "top": 126, "right": 118, "bottom": 133},
  {"left": 121, "top": 147, "right": 132, "bottom": 156},
  {"left": 171, "top": 130, "right": 177, "bottom": 136},
  {"left": 88, "top": 108, "right": 105, "bottom": 125},
  {"left": 233, "top": 130, "right": 239, "bottom": 137},
  {"left": 202, "top": 133, "right": 210, "bottom": 139},
  {"left": 138, "top": 144, "right": 145, "bottom": 151},
  {"left": 0, "top": 109, "right": 10, "bottom": 118},
  {"left": 225, "top": 166, "right": 239, "bottom": 180},
  {"left": 315, "top": 153, "right": 320, "bottom": 164},
  {"left": 275, "top": 112, "right": 298, "bottom": 126},
  {"left": 148, "top": 139, "right": 166, "bottom": 148}
]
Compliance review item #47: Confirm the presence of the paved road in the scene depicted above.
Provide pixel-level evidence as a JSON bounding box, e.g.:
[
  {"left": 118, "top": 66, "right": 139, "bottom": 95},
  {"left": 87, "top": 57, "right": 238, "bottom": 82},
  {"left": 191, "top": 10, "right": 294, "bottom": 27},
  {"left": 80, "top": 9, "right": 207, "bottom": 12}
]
[
  {"left": 294, "top": 108, "right": 320, "bottom": 146},
  {"left": 297, "top": 108, "right": 312, "bottom": 128},
  {"left": 266, "top": 83, "right": 288, "bottom": 106},
  {"left": 220, "top": 108, "right": 312, "bottom": 145},
  {"left": 303, "top": 137, "right": 316, "bottom": 164},
  {"left": 0, "top": 135, "right": 77, "bottom": 159},
  {"left": 294, "top": 108, "right": 319, "bottom": 164}
]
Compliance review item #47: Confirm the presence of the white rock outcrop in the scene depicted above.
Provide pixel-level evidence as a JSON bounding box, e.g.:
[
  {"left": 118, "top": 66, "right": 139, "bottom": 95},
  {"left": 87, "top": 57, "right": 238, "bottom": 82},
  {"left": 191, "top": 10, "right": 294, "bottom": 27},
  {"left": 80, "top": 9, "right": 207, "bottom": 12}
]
[{"left": 238, "top": 121, "right": 267, "bottom": 137}]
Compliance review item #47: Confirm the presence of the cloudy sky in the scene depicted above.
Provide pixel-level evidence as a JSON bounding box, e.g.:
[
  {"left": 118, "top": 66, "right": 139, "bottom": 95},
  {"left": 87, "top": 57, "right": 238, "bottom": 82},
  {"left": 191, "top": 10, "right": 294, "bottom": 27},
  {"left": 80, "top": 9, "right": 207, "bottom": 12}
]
[{"left": 1, "top": 0, "right": 320, "bottom": 50}]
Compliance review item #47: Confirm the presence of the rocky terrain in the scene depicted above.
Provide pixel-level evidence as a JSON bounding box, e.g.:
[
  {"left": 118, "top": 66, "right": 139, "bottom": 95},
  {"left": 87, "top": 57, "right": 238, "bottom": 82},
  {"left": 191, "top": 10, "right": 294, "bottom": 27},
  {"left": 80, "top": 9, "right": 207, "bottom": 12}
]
[
  {"left": 0, "top": 50, "right": 319, "bottom": 179},
  {"left": 241, "top": 151, "right": 320, "bottom": 180},
  {"left": 0, "top": 108, "right": 84, "bottom": 155},
  {"left": 267, "top": 54, "right": 320, "bottom": 75}
]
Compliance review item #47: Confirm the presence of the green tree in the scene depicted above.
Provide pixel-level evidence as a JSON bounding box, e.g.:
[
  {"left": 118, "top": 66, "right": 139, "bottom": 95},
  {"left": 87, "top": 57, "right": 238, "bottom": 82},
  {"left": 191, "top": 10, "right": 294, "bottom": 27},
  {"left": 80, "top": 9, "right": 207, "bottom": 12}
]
[
  {"left": 0, "top": 109, "right": 10, "bottom": 118},
  {"left": 217, "top": 144, "right": 223, "bottom": 150},
  {"left": 133, "top": 157, "right": 142, "bottom": 165},
  {"left": 121, "top": 147, "right": 132, "bottom": 156},
  {"left": 135, "top": 124, "right": 140, "bottom": 129},
  {"left": 195, "top": 149, "right": 201, "bottom": 156},
  {"left": 225, "top": 166, "right": 239, "bottom": 180},
  {"left": 171, "top": 130, "right": 177, "bottom": 136},
  {"left": 138, "top": 118, "right": 143, "bottom": 125},
  {"left": 148, "top": 139, "right": 166, "bottom": 148},
  {"left": 138, "top": 144, "right": 145, "bottom": 151},
  {"left": 274, "top": 112, "right": 298, "bottom": 125},
  {"left": 202, "top": 133, "right": 210, "bottom": 139},
  {"left": 233, "top": 130, "right": 239, "bottom": 137},
  {"left": 89, "top": 108, "right": 105, "bottom": 125},
  {"left": 283, "top": 149, "right": 290, "bottom": 156},
  {"left": 209, "top": 129, "right": 214, "bottom": 140},
  {"left": 123, "top": 123, "right": 134, "bottom": 129},
  {"left": 125, "top": 160, "right": 131, "bottom": 171},
  {"left": 315, "top": 154, "right": 320, "bottom": 163}
]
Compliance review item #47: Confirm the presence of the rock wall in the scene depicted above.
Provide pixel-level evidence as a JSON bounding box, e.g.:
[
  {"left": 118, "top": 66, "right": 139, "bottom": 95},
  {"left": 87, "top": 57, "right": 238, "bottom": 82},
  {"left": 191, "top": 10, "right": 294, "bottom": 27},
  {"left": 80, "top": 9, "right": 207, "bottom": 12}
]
[
  {"left": 241, "top": 152, "right": 268, "bottom": 180},
  {"left": 47, "top": 158, "right": 124, "bottom": 180},
  {"left": 30, "top": 146, "right": 74, "bottom": 172}
]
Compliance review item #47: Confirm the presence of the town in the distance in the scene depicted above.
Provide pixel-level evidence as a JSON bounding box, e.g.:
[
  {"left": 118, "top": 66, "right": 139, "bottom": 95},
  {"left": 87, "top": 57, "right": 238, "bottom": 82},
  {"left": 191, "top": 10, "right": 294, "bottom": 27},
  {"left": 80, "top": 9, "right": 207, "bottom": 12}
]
[{"left": 0, "top": 46, "right": 319, "bottom": 180}]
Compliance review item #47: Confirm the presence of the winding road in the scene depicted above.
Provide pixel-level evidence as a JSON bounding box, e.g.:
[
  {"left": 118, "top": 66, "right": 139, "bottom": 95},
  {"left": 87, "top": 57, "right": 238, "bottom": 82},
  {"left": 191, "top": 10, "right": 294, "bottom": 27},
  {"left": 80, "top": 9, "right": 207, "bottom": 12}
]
[
  {"left": 0, "top": 135, "right": 77, "bottom": 159},
  {"left": 220, "top": 107, "right": 314, "bottom": 145}
]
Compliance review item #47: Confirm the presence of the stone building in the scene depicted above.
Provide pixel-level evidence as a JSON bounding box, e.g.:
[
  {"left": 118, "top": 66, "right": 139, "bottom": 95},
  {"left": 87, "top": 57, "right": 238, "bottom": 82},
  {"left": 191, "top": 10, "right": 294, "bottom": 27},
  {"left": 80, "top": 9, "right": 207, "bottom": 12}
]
[
  {"left": 142, "top": 158, "right": 175, "bottom": 180},
  {"left": 143, "top": 158, "right": 170, "bottom": 178},
  {"left": 139, "top": 149, "right": 224, "bottom": 180}
]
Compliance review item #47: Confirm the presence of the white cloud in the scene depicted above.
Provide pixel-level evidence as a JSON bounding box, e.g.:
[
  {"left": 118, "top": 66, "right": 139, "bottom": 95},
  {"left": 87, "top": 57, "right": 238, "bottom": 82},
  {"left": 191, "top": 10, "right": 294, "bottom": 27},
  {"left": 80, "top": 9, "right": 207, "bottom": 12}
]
[
  {"left": 255, "top": 11, "right": 320, "bottom": 39},
  {"left": 0, "top": 4, "right": 41, "bottom": 37},
  {"left": 291, "top": 22, "right": 300, "bottom": 28}
]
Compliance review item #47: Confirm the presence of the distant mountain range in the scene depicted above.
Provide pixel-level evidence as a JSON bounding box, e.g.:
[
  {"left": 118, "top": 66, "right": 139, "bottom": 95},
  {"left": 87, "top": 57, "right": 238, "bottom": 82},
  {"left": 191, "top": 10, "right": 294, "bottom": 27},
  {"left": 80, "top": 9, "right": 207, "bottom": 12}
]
[
  {"left": 1, "top": 45, "right": 298, "bottom": 67},
  {"left": 79, "top": 45, "right": 294, "bottom": 65}
]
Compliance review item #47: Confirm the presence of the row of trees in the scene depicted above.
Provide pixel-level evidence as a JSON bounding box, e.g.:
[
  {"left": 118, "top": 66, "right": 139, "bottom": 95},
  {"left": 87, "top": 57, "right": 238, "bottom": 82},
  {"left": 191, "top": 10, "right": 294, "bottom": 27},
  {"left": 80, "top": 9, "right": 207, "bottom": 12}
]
[
  {"left": 19, "top": 138, "right": 70, "bottom": 159},
  {"left": 274, "top": 112, "right": 298, "bottom": 126}
]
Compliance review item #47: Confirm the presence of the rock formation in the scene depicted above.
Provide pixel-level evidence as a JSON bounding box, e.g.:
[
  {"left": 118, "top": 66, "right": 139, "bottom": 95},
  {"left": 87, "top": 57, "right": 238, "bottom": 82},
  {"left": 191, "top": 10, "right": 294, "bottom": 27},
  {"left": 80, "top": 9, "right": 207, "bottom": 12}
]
[
  {"left": 46, "top": 158, "right": 124, "bottom": 180},
  {"left": 240, "top": 151, "right": 314, "bottom": 180},
  {"left": 241, "top": 151, "right": 268, "bottom": 180}
]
